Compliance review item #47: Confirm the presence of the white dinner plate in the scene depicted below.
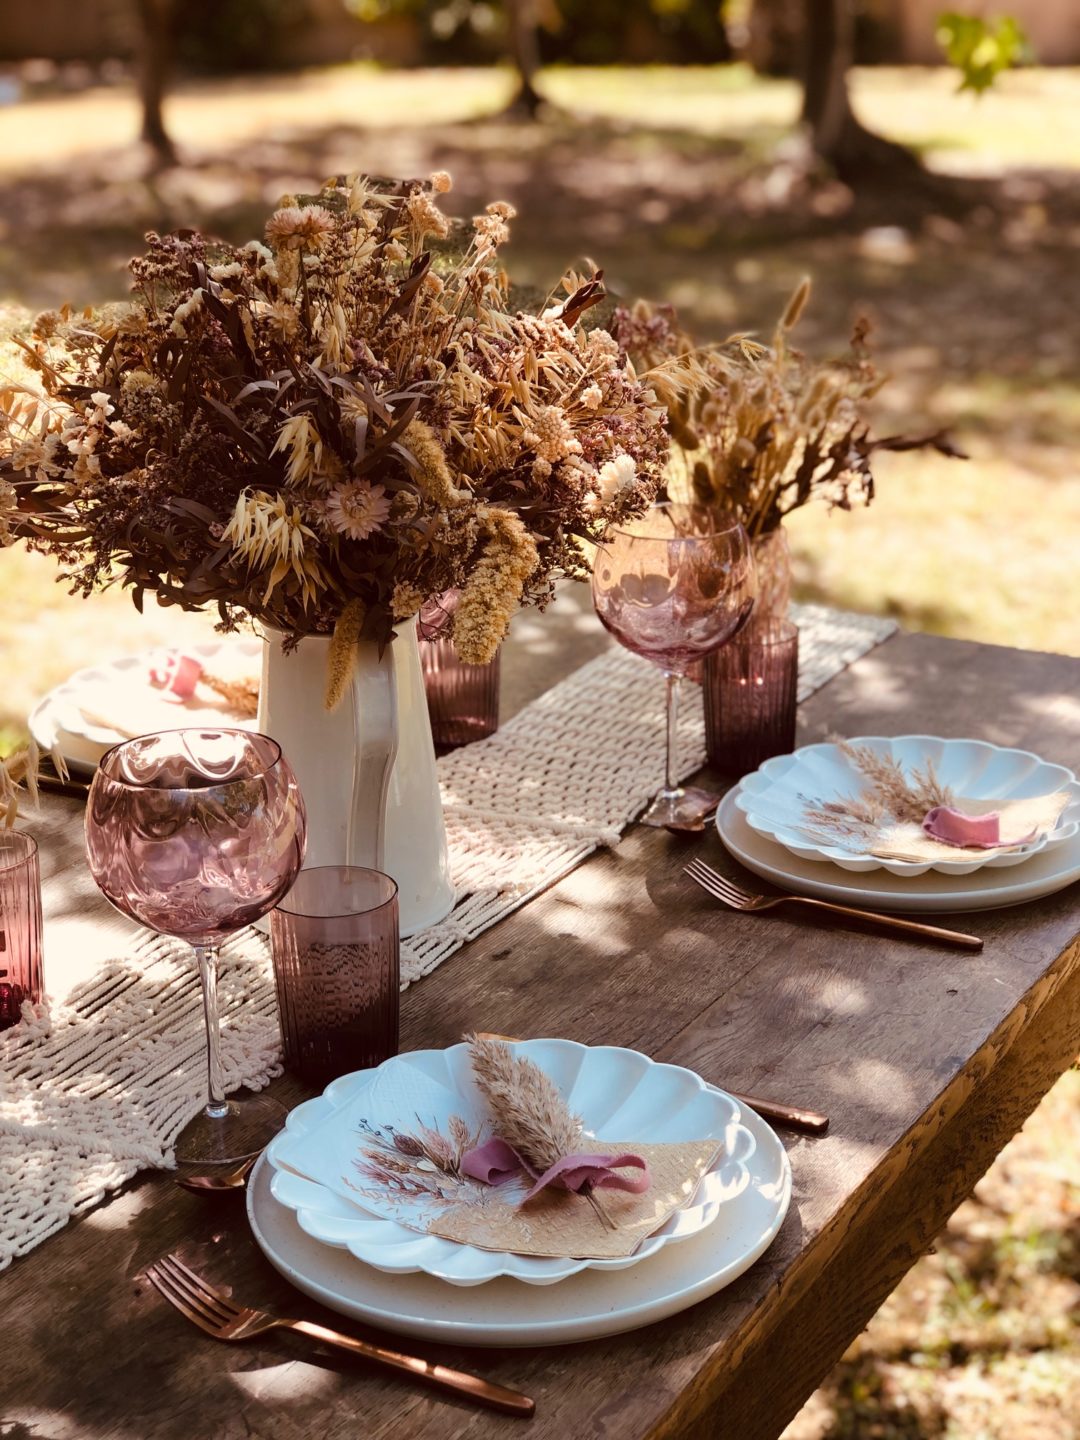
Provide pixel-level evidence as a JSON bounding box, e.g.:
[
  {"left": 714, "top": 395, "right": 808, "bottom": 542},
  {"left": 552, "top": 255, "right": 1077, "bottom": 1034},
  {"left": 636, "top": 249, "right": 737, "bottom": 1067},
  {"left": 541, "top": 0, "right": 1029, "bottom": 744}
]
[
  {"left": 268, "top": 1041, "right": 757, "bottom": 1286},
  {"left": 736, "top": 736, "right": 1080, "bottom": 877},
  {"left": 29, "top": 639, "right": 262, "bottom": 776},
  {"left": 248, "top": 1070, "right": 792, "bottom": 1346},
  {"left": 717, "top": 786, "right": 1080, "bottom": 914}
]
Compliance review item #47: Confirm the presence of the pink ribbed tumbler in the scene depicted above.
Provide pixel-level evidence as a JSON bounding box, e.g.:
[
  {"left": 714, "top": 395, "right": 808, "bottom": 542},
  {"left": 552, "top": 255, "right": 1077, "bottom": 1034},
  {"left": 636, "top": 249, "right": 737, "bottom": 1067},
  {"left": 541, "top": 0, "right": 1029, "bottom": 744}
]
[
  {"left": 0, "top": 831, "right": 43, "bottom": 1031},
  {"left": 704, "top": 620, "right": 799, "bottom": 776},
  {"left": 270, "top": 866, "right": 400, "bottom": 1086}
]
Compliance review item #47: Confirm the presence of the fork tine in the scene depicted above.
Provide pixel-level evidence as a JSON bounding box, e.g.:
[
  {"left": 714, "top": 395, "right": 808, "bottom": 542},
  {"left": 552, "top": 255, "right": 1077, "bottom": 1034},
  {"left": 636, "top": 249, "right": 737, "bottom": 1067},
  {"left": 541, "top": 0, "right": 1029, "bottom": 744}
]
[
  {"left": 684, "top": 858, "right": 724, "bottom": 893},
  {"left": 684, "top": 861, "right": 749, "bottom": 909},
  {"left": 684, "top": 861, "right": 740, "bottom": 908},
  {"left": 162, "top": 1253, "right": 244, "bottom": 1320},
  {"left": 689, "top": 859, "right": 751, "bottom": 904},
  {"left": 146, "top": 1265, "right": 223, "bottom": 1337},
  {"left": 157, "top": 1256, "right": 239, "bottom": 1326}
]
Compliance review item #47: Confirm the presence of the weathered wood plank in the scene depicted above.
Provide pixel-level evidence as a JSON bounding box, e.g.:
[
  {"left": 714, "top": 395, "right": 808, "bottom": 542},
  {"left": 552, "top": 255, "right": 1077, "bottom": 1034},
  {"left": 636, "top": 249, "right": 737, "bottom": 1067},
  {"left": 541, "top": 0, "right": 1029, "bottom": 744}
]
[{"left": 2, "top": 626, "right": 1078, "bottom": 1440}]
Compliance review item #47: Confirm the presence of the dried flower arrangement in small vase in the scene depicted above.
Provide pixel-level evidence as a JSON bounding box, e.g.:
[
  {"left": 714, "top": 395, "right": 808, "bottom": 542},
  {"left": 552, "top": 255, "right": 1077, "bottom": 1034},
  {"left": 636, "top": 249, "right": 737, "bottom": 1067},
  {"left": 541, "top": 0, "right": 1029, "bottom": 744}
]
[
  {"left": 0, "top": 173, "right": 674, "bottom": 933},
  {"left": 614, "top": 279, "right": 966, "bottom": 637}
]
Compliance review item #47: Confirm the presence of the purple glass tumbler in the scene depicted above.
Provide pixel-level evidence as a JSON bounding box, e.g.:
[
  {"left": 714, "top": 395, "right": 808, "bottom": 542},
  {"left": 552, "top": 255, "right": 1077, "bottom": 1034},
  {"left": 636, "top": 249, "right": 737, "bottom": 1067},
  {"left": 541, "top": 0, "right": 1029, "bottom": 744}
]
[
  {"left": 419, "top": 638, "right": 500, "bottom": 751},
  {"left": 270, "top": 866, "right": 399, "bottom": 1086},
  {"left": 0, "top": 831, "right": 43, "bottom": 1031},
  {"left": 417, "top": 591, "right": 500, "bottom": 751},
  {"left": 704, "top": 620, "right": 799, "bottom": 777}
]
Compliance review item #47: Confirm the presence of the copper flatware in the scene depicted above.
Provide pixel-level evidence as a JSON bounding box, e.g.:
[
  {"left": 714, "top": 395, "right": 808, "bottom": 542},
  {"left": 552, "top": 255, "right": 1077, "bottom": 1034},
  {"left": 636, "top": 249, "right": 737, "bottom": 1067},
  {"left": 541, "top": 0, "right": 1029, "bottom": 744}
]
[
  {"left": 146, "top": 1254, "right": 535, "bottom": 1418},
  {"left": 175, "top": 1152, "right": 259, "bottom": 1194},
  {"left": 685, "top": 857, "right": 984, "bottom": 952},
  {"left": 475, "top": 1033, "right": 829, "bottom": 1138}
]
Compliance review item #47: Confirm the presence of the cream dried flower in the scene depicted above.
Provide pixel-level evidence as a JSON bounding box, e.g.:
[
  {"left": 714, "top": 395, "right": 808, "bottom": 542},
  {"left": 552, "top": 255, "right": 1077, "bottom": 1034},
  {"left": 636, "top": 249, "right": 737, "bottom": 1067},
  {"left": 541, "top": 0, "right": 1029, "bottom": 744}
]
[
  {"left": 391, "top": 580, "right": 427, "bottom": 619},
  {"left": 169, "top": 289, "right": 205, "bottom": 337},
  {"left": 265, "top": 204, "right": 336, "bottom": 252},
  {"left": 405, "top": 190, "right": 450, "bottom": 242},
  {"left": 430, "top": 171, "right": 453, "bottom": 194},
  {"left": 595, "top": 453, "right": 637, "bottom": 507},
  {"left": 325, "top": 479, "right": 391, "bottom": 541},
  {"left": 265, "top": 300, "right": 300, "bottom": 342},
  {"left": 531, "top": 405, "right": 578, "bottom": 463}
]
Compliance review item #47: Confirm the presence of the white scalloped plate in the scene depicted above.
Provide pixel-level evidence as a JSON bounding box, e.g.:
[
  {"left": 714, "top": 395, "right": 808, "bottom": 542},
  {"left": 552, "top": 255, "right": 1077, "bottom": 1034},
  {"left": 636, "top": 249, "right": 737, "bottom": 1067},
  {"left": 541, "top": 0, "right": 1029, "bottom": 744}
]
[
  {"left": 248, "top": 1072, "right": 791, "bottom": 1346},
  {"left": 267, "top": 1040, "right": 756, "bottom": 1287},
  {"left": 736, "top": 736, "right": 1080, "bottom": 877},
  {"left": 717, "top": 786, "right": 1080, "bottom": 913},
  {"left": 28, "top": 639, "right": 262, "bottom": 776}
]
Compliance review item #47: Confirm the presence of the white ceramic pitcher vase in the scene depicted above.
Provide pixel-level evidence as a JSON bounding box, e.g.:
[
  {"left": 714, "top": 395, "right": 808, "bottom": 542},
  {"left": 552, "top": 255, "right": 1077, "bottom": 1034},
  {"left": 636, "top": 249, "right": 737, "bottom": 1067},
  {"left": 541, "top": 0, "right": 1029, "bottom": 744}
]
[{"left": 258, "top": 625, "right": 454, "bottom": 938}]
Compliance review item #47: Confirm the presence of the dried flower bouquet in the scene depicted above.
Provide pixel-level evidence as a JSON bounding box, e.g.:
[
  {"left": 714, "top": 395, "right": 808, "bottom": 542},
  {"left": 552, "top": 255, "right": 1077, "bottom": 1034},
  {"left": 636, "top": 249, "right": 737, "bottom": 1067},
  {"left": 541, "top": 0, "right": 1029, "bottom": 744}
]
[
  {"left": 613, "top": 279, "right": 966, "bottom": 540},
  {"left": 0, "top": 173, "right": 671, "bottom": 704}
]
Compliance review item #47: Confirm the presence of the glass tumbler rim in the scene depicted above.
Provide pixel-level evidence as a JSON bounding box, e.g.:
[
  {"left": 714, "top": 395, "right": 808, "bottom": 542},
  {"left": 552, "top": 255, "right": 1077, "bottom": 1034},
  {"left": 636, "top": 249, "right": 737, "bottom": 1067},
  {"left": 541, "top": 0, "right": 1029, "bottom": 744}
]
[
  {"left": 95, "top": 727, "right": 286, "bottom": 793},
  {"left": 602, "top": 502, "right": 749, "bottom": 544},
  {"left": 274, "top": 864, "right": 399, "bottom": 921},
  {"left": 729, "top": 618, "right": 799, "bottom": 647},
  {"left": 0, "top": 828, "right": 39, "bottom": 872}
]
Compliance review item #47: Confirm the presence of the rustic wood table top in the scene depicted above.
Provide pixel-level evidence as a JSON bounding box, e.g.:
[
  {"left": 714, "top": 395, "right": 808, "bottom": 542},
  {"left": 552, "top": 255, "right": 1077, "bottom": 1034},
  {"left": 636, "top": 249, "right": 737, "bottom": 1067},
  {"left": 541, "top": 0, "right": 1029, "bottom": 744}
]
[{"left": 5, "top": 608, "right": 1080, "bottom": 1440}]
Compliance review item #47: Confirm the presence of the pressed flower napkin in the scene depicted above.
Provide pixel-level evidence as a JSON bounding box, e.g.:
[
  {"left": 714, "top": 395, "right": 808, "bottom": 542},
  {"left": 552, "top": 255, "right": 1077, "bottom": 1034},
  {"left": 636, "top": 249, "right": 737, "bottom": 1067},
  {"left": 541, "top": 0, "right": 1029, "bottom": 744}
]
[{"left": 273, "top": 1043, "right": 728, "bottom": 1261}]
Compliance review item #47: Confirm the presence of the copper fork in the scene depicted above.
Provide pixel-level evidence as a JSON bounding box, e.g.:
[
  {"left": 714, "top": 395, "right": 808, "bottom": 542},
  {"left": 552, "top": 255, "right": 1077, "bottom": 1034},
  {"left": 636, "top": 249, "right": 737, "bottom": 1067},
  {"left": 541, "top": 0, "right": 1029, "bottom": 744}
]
[
  {"left": 684, "top": 858, "right": 984, "bottom": 951},
  {"left": 145, "top": 1254, "right": 535, "bottom": 1418}
]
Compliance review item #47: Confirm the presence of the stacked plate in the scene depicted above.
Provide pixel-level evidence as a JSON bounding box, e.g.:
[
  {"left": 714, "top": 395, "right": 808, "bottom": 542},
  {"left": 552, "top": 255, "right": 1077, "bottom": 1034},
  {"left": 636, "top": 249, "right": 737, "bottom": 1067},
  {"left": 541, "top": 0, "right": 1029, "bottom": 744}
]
[
  {"left": 718, "top": 735, "right": 1080, "bottom": 914},
  {"left": 30, "top": 639, "right": 261, "bottom": 776},
  {"left": 249, "top": 1039, "right": 792, "bottom": 1346}
]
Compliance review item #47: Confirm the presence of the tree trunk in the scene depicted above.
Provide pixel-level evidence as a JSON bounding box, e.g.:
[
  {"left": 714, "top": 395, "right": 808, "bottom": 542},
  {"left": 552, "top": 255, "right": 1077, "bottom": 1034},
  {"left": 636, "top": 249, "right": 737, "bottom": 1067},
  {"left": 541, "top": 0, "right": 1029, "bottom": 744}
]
[
  {"left": 799, "top": 0, "right": 921, "bottom": 181},
  {"left": 504, "top": 0, "right": 544, "bottom": 118},
  {"left": 134, "top": 0, "right": 177, "bottom": 165}
]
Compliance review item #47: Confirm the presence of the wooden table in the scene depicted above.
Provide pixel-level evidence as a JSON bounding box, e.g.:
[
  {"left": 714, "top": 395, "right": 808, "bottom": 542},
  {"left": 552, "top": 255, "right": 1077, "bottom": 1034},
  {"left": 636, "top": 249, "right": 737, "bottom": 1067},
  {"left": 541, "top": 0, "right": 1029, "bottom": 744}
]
[{"left": 5, "top": 609, "right": 1080, "bottom": 1440}]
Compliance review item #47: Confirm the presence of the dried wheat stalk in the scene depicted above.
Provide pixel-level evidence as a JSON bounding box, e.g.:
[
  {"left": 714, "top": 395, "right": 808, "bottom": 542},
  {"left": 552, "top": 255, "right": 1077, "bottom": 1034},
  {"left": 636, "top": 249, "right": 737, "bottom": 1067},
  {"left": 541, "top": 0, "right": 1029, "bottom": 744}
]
[
  {"left": 468, "top": 1034, "right": 583, "bottom": 1171},
  {"left": 201, "top": 672, "right": 259, "bottom": 718},
  {"left": 836, "top": 741, "right": 954, "bottom": 825},
  {"left": 466, "top": 1034, "right": 614, "bottom": 1229}
]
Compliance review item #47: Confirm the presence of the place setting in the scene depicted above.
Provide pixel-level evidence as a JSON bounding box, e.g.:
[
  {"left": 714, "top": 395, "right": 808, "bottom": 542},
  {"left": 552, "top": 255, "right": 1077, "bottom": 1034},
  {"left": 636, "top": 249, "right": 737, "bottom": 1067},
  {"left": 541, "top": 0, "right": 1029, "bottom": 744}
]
[{"left": 712, "top": 735, "right": 1080, "bottom": 919}]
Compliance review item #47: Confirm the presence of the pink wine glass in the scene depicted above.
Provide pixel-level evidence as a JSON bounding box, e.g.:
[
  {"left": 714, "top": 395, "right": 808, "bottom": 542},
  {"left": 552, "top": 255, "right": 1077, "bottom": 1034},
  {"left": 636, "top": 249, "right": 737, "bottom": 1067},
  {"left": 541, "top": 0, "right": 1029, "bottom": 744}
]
[
  {"left": 85, "top": 728, "right": 306, "bottom": 1164},
  {"left": 592, "top": 503, "right": 756, "bottom": 829}
]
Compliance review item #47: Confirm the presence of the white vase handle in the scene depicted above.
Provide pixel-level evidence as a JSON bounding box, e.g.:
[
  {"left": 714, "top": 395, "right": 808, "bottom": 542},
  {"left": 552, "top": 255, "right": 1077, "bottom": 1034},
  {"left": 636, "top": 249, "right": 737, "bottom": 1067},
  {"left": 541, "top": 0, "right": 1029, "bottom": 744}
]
[{"left": 347, "top": 641, "right": 399, "bottom": 872}]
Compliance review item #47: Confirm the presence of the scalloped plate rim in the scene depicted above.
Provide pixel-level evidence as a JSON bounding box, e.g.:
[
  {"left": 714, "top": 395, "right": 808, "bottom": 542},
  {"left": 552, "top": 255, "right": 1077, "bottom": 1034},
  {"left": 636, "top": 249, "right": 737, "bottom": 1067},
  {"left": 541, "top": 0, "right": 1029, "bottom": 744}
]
[
  {"left": 268, "top": 1040, "right": 757, "bottom": 1286},
  {"left": 735, "top": 734, "right": 1079, "bottom": 876},
  {"left": 28, "top": 638, "right": 263, "bottom": 774}
]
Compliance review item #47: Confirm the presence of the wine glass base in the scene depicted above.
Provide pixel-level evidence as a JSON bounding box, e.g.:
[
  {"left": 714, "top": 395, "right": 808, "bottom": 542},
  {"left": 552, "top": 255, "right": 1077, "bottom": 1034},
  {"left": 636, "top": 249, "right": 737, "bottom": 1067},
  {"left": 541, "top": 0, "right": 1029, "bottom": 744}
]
[
  {"left": 640, "top": 785, "right": 723, "bottom": 833},
  {"left": 175, "top": 1095, "right": 288, "bottom": 1165}
]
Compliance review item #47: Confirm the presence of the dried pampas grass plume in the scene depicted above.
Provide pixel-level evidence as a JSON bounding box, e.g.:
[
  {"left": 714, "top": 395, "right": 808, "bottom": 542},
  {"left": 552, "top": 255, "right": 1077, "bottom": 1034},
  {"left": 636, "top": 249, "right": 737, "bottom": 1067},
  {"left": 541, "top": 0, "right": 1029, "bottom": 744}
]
[
  {"left": 466, "top": 1033, "right": 583, "bottom": 1173},
  {"left": 837, "top": 740, "right": 954, "bottom": 824},
  {"left": 324, "top": 597, "right": 366, "bottom": 711},
  {"left": 0, "top": 739, "right": 66, "bottom": 827}
]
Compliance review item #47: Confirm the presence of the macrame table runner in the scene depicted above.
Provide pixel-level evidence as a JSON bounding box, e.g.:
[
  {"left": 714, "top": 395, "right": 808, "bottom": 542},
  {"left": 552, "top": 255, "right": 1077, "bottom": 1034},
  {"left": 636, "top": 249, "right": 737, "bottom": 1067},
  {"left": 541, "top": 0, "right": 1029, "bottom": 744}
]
[{"left": 0, "top": 603, "right": 895, "bottom": 1267}]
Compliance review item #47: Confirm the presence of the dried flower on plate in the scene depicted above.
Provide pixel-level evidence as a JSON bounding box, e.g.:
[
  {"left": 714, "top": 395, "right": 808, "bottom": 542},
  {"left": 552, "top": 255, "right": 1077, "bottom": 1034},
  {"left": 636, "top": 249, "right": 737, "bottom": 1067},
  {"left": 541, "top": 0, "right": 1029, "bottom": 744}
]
[
  {"left": 467, "top": 1032, "right": 584, "bottom": 1174},
  {"left": 463, "top": 1034, "right": 649, "bottom": 1219}
]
